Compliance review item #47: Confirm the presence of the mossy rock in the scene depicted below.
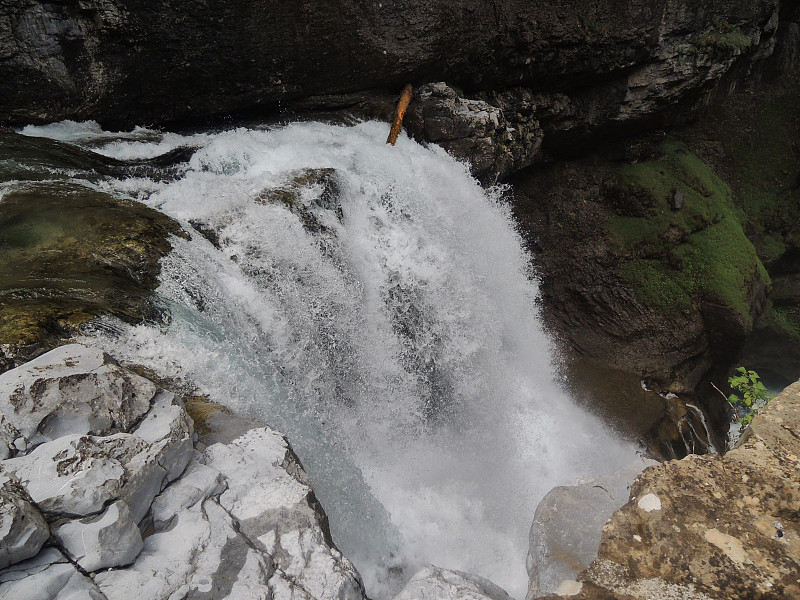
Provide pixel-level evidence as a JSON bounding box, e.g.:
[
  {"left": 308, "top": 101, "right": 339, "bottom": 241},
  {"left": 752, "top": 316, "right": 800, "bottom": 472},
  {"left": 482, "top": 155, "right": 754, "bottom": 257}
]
[
  {"left": 0, "top": 181, "right": 185, "bottom": 364},
  {"left": 607, "top": 140, "right": 768, "bottom": 326}
]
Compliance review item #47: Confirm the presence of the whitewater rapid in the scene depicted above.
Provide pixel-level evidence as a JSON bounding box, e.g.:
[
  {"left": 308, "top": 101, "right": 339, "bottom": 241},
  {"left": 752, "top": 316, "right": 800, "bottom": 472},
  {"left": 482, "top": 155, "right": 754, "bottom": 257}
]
[{"left": 22, "top": 119, "right": 637, "bottom": 599}]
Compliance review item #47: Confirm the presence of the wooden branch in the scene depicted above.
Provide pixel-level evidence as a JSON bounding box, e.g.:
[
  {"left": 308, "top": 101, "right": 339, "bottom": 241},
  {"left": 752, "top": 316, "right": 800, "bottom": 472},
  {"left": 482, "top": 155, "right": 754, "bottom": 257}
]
[
  {"left": 710, "top": 381, "right": 739, "bottom": 420},
  {"left": 386, "top": 83, "right": 414, "bottom": 146}
]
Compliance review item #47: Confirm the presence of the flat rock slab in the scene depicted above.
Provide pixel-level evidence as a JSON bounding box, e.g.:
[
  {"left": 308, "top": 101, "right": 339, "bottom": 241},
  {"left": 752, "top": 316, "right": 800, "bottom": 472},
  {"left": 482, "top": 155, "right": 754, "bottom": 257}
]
[{"left": 0, "top": 547, "right": 106, "bottom": 600}]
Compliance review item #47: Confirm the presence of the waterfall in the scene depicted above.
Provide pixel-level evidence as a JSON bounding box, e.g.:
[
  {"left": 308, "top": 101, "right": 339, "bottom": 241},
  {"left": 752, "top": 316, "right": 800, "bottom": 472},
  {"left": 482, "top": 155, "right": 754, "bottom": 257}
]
[{"left": 21, "top": 120, "right": 637, "bottom": 599}]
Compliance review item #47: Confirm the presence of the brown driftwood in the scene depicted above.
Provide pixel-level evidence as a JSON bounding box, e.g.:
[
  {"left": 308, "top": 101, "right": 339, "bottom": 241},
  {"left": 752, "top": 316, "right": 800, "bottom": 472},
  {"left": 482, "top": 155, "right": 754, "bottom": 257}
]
[{"left": 386, "top": 83, "right": 413, "bottom": 145}]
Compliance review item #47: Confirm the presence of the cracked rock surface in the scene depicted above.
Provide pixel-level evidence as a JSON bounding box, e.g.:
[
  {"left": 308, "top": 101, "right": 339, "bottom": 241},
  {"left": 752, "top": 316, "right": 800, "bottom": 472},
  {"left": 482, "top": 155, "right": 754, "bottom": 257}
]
[{"left": 0, "top": 343, "right": 368, "bottom": 600}]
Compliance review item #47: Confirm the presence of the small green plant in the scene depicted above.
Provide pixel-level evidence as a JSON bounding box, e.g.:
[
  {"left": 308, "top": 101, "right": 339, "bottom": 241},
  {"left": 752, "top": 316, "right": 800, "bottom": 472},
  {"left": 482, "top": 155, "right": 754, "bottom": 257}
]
[{"left": 726, "top": 367, "right": 773, "bottom": 432}]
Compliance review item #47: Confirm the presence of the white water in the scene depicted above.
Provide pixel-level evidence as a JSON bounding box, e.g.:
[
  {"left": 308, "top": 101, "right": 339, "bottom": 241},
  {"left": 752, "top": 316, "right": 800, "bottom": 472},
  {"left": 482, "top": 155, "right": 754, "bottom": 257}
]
[{"left": 24, "top": 120, "right": 636, "bottom": 599}]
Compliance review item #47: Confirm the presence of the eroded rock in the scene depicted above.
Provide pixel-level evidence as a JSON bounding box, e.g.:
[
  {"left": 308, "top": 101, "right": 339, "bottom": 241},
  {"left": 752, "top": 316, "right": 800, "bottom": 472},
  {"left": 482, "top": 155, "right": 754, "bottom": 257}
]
[
  {"left": 0, "top": 344, "right": 367, "bottom": 600},
  {"left": 0, "top": 344, "right": 156, "bottom": 457}
]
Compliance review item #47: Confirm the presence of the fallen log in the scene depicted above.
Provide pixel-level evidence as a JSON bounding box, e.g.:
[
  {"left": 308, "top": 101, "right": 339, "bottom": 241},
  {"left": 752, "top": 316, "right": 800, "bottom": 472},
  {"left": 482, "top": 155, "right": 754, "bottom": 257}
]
[{"left": 386, "top": 83, "right": 414, "bottom": 146}]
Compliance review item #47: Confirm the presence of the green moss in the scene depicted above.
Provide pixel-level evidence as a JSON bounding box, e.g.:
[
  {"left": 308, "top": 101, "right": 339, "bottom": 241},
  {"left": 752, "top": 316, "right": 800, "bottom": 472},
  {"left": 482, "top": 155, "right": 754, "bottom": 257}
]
[
  {"left": 759, "top": 234, "right": 788, "bottom": 264},
  {"left": 771, "top": 306, "right": 800, "bottom": 341},
  {"left": 608, "top": 140, "right": 768, "bottom": 323},
  {"left": 696, "top": 20, "right": 752, "bottom": 54},
  {"left": 708, "top": 90, "right": 800, "bottom": 258}
]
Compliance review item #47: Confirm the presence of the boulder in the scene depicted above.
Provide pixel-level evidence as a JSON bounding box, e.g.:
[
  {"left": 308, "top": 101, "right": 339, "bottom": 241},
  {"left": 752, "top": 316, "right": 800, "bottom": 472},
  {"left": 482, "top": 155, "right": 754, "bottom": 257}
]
[
  {"left": 204, "top": 427, "right": 365, "bottom": 600},
  {"left": 0, "top": 344, "right": 156, "bottom": 457},
  {"left": 53, "top": 500, "right": 143, "bottom": 572},
  {"left": 404, "top": 83, "right": 543, "bottom": 179},
  {"left": 0, "top": 475, "right": 49, "bottom": 569},
  {"left": 1, "top": 434, "right": 127, "bottom": 518},
  {"left": 393, "top": 565, "right": 515, "bottom": 600},
  {"left": 526, "top": 458, "right": 658, "bottom": 598}
]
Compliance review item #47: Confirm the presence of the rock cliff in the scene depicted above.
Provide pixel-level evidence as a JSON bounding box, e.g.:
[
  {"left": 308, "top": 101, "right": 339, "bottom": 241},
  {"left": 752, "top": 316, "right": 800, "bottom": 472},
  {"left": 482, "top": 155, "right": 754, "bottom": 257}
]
[{"left": 0, "top": 0, "right": 782, "bottom": 146}]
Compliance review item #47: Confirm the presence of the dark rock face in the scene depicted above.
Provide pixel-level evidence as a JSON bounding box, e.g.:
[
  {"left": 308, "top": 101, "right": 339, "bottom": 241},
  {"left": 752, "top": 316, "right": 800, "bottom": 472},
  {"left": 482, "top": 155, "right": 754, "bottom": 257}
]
[{"left": 0, "top": 0, "right": 781, "bottom": 136}]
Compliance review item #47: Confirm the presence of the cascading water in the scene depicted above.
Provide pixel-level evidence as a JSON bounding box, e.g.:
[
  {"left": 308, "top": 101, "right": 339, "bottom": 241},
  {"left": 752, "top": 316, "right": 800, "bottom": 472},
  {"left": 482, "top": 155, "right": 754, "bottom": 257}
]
[{"left": 19, "top": 120, "right": 637, "bottom": 599}]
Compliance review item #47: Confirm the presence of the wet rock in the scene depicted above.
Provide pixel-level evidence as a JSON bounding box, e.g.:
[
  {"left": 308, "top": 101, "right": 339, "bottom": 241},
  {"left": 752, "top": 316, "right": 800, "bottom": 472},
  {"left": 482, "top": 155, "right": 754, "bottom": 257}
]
[
  {"left": 526, "top": 459, "right": 658, "bottom": 598},
  {"left": 0, "top": 547, "right": 106, "bottom": 600},
  {"left": 0, "top": 475, "right": 49, "bottom": 570},
  {"left": 0, "top": 181, "right": 184, "bottom": 371},
  {"left": 405, "top": 83, "right": 543, "bottom": 179},
  {"left": 53, "top": 501, "right": 143, "bottom": 572},
  {"left": 393, "top": 565, "right": 514, "bottom": 600},
  {"left": 0, "top": 344, "right": 156, "bottom": 457},
  {"left": 256, "top": 168, "right": 344, "bottom": 234}
]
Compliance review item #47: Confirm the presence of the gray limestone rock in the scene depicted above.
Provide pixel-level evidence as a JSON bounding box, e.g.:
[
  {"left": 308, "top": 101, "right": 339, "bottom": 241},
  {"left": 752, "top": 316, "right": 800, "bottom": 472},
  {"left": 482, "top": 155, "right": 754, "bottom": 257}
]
[
  {"left": 203, "top": 427, "right": 365, "bottom": 600},
  {"left": 0, "top": 475, "right": 49, "bottom": 569},
  {"left": 95, "top": 497, "right": 271, "bottom": 600},
  {"left": 53, "top": 500, "right": 143, "bottom": 572},
  {"left": 0, "top": 547, "right": 107, "bottom": 600},
  {"left": 149, "top": 458, "right": 226, "bottom": 529},
  {"left": 393, "top": 565, "right": 515, "bottom": 600},
  {"left": 1, "top": 393, "right": 192, "bottom": 522},
  {"left": 0, "top": 344, "right": 156, "bottom": 457},
  {"left": 1, "top": 434, "right": 125, "bottom": 518},
  {"left": 0, "top": 345, "right": 367, "bottom": 600},
  {"left": 526, "top": 458, "right": 658, "bottom": 599}
]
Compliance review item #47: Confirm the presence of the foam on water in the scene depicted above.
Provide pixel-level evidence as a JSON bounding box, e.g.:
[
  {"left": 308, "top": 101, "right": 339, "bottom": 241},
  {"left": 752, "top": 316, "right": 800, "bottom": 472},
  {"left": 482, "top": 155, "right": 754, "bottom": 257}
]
[{"left": 22, "top": 120, "right": 638, "bottom": 599}]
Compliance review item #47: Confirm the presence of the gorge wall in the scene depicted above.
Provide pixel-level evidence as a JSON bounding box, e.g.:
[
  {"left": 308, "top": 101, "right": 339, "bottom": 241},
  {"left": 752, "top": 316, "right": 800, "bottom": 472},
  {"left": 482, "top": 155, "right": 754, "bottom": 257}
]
[{"left": 0, "top": 0, "right": 784, "bottom": 135}]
